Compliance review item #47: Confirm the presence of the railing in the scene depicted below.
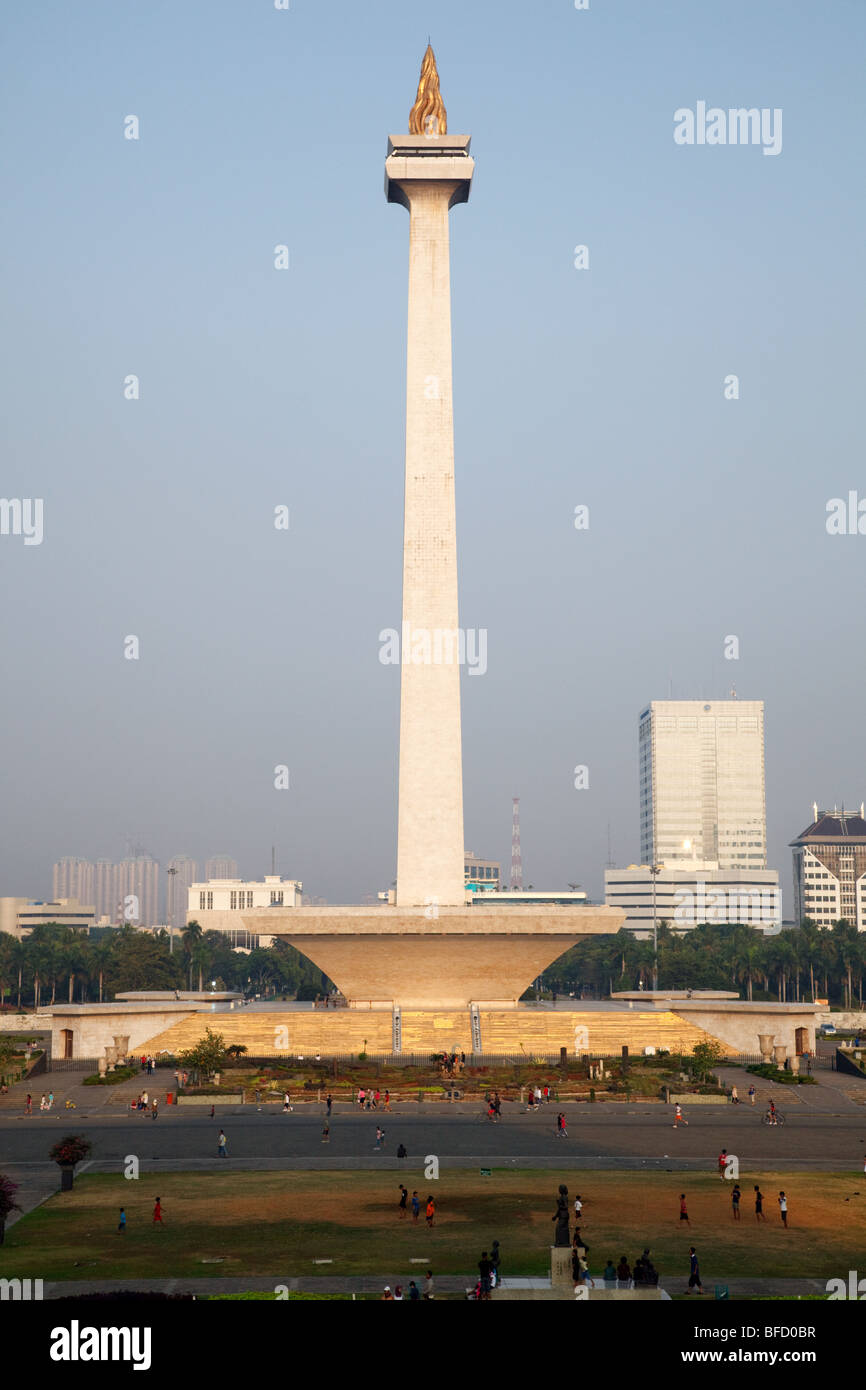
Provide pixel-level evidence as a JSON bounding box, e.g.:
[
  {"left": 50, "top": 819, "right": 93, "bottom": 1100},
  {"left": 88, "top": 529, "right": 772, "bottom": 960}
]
[{"left": 46, "top": 1057, "right": 101, "bottom": 1073}]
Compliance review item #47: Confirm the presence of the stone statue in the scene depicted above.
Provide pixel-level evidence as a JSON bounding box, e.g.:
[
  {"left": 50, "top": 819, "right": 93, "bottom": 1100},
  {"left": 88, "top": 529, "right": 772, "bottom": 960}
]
[{"left": 552, "top": 1184, "right": 570, "bottom": 1247}]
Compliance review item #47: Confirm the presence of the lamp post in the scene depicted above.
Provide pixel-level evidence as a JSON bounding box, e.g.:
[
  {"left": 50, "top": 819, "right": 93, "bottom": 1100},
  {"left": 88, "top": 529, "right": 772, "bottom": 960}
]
[
  {"left": 166, "top": 866, "right": 177, "bottom": 954},
  {"left": 649, "top": 865, "right": 661, "bottom": 991}
]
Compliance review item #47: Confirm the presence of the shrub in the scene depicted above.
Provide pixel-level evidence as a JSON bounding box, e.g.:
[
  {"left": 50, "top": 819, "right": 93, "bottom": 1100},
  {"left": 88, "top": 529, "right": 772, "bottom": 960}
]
[
  {"left": 83, "top": 1066, "right": 138, "bottom": 1086},
  {"left": 49, "top": 1135, "right": 92, "bottom": 1166}
]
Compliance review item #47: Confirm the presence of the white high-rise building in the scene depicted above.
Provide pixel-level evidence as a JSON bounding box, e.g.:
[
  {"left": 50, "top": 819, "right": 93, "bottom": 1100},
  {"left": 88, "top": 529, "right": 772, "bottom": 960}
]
[{"left": 639, "top": 699, "right": 767, "bottom": 870}]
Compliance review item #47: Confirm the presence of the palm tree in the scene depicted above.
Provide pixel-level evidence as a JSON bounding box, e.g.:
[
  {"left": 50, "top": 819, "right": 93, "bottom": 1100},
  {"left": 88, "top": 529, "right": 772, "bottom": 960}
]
[
  {"left": 833, "top": 921, "right": 860, "bottom": 1009},
  {"left": 182, "top": 920, "right": 203, "bottom": 991}
]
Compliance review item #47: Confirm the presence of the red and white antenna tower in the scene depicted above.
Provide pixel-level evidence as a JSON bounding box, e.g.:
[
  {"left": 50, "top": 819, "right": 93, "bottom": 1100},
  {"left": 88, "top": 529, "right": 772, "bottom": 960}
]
[{"left": 511, "top": 797, "right": 523, "bottom": 890}]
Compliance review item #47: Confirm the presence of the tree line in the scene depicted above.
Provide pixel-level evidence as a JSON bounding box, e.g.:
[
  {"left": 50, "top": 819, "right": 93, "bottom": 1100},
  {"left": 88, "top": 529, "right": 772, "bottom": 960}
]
[
  {"left": 543, "top": 919, "right": 866, "bottom": 1007},
  {"left": 0, "top": 920, "right": 328, "bottom": 1010},
  {"left": 1, "top": 917, "right": 864, "bottom": 1012}
]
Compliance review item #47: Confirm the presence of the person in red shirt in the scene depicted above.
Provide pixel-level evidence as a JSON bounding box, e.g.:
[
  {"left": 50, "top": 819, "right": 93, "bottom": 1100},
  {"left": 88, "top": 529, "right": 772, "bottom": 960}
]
[
  {"left": 153, "top": 1197, "right": 164, "bottom": 1226},
  {"left": 718, "top": 1149, "right": 728, "bottom": 1180},
  {"left": 679, "top": 1194, "right": 690, "bottom": 1225}
]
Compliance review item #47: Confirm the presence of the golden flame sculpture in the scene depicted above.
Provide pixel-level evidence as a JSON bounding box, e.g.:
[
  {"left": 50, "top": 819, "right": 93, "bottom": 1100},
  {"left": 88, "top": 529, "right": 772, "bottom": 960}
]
[{"left": 408, "top": 44, "right": 447, "bottom": 136}]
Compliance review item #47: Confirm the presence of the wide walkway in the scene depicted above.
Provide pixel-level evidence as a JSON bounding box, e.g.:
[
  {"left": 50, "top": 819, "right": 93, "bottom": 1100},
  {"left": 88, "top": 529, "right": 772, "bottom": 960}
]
[{"left": 36, "top": 1274, "right": 832, "bottom": 1300}]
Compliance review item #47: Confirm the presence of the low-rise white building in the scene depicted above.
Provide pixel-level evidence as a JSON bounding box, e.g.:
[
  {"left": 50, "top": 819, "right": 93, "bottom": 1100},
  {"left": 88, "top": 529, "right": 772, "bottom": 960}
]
[
  {"left": 0, "top": 898, "right": 96, "bottom": 938},
  {"left": 605, "top": 863, "right": 781, "bottom": 936},
  {"left": 187, "top": 876, "right": 303, "bottom": 949}
]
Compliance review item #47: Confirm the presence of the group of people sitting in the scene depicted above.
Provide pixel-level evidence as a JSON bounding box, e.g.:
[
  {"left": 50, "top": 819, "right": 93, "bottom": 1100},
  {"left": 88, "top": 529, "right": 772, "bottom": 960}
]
[{"left": 602, "top": 1251, "right": 659, "bottom": 1288}]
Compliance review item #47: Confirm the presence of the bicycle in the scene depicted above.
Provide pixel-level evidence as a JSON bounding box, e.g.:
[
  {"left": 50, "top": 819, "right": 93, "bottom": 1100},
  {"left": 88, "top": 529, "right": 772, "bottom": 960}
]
[{"left": 761, "top": 1109, "right": 785, "bottom": 1126}]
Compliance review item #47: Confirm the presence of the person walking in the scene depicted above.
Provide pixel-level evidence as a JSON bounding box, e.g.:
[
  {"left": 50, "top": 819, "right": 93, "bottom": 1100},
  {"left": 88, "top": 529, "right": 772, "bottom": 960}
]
[
  {"left": 118, "top": 1207, "right": 126, "bottom": 1234},
  {"left": 426, "top": 1195, "right": 435, "bottom": 1228},
  {"left": 490, "top": 1239, "right": 501, "bottom": 1285},
  {"left": 686, "top": 1246, "right": 703, "bottom": 1295},
  {"left": 730, "top": 1084, "right": 739, "bottom": 1105},
  {"left": 754, "top": 1185, "right": 766, "bottom": 1221},
  {"left": 48, "top": 1091, "right": 54, "bottom": 1110},
  {"left": 423, "top": 1270, "right": 434, "bottom": 1299},
  {"left": 556, "top": 1111, "right": 568, "bottom": 1138},
  {"left": 39, "top": 1093, "right": 47, "bottom": 1111},
  {"left": 375, "top": 1125, "right": 385, "bottom": 1150},
  {"left": 321, "top": 1121, "right": 330, "bottom": 1144},
  {"left": 778, "top": 1191, "right": 788, "bottom": 1228},
  {"left": 399, "top": 1184, "right": 408, "bottom": 1219},
  {"left": 151, "top": 1098, "right": 159, "bottom": 1120},
  {"left": 325, "top": 1093, "right": 332, "bottom": 1118},
  {"left": 397, "top": 1143, "right": 408, "bottom": 1160},
  {"left": 384, "top": 1090, "right": 391, "bottom": 1111},
  {"left": 748, "top": 1084, "right": 756, "bottom": 1105},
  {"left": 153, "top": 1197, "right": 163, "bottom": 1227},
  {"left": 731, "top": 1184, "right": 741, "bottom": 1221},
  {"left": 679, "top": 1193, "right": 690, "bottom": 1226},
  {"left": 411, "top": 1190, "right": 421, "bottom": 1223},
  {"left": 217, "top": 1129, "right": 228, "bottom": 1158},
  {"left": 25, "top": 1093, "right": 32, "bottom": 1115},
  {"left": 718, "top": 1149, "right": 728, "bottom": 1180},
  {"left": 673, "top": 1102, "right": 688, "bottom": 1128}
]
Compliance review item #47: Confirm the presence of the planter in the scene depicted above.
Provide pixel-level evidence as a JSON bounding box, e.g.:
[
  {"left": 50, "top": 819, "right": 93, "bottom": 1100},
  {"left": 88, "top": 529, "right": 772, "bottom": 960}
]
[{"left": 59, "top": 1165, "right": 74, "bottom": 1192}]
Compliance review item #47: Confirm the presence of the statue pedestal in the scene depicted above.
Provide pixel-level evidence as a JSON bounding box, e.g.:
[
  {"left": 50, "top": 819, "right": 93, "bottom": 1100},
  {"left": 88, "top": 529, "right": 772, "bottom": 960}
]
[{"left": 550, "top": 1246, "right": 572, "bottom": 1288}]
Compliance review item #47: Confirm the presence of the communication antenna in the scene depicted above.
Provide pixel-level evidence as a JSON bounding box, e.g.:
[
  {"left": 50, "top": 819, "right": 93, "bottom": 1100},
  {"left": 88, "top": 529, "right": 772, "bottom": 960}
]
[{"left": 511, "top": 797, "right": 523, "bottom": 890}]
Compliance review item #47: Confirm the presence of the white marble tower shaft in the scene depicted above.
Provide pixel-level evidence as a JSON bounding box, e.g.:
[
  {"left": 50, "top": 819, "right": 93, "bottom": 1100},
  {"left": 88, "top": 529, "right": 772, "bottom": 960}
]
[{"left": 386, "top": 135, "right": 474, "bottom": 907}]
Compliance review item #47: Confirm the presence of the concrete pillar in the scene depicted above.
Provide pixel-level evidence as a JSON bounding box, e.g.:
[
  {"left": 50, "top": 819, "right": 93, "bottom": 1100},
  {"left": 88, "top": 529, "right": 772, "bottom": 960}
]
[{"left": 550, "top": 1246, "right": 572, "bottom": 1288}]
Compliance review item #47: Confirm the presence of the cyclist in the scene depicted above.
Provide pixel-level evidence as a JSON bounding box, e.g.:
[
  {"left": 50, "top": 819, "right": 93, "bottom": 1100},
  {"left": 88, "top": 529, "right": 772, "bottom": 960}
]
[{"left": 768, "top": 1098, "right": 778, "bottom": 1126}]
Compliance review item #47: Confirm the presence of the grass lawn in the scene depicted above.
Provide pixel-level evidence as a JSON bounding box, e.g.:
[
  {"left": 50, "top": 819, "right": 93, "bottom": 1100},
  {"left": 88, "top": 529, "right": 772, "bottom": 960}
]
[{"left": 1, "top": 1169, "right": 864, "bottom": 1285}]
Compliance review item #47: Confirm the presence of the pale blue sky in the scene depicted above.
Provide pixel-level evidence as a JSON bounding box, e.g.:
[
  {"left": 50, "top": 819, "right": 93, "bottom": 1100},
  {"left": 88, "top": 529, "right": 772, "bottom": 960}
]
[{"left": 1, "top": 0, "right": 863, "bottom": 908}]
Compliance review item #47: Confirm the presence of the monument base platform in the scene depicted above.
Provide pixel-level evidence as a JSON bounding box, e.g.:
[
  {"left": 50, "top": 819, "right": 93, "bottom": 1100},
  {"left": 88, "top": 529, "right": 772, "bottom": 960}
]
[{"left": 236, "top": 904, "right": 624, "bottom": 1010}]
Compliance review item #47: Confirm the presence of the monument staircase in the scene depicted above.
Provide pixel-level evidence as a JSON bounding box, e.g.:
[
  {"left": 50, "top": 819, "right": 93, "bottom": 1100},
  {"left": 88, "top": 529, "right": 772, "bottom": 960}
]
[{"left": 137, "top": 1004, "right": 733, "bottom": 1058}]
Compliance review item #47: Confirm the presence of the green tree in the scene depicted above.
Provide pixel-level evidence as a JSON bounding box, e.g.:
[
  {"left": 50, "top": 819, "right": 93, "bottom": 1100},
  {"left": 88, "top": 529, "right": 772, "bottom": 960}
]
[{"left": 179, "top": 1027, "right": 227, "bottom": 1081}]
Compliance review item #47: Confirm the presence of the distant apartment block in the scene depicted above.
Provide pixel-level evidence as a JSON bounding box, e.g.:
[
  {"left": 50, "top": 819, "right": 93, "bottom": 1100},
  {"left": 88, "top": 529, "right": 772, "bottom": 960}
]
[
  {"left": 204, "top": 856, "right": 239, "bottom": 881},
  {"left": 166, "top": 855, "right": 199, "bottom": 931},
  {"left": 791, "top": 806, "right": 866, "bottom": 930},
  {"left": 53, "top": 855, "right": 161, "bottom": 927}
]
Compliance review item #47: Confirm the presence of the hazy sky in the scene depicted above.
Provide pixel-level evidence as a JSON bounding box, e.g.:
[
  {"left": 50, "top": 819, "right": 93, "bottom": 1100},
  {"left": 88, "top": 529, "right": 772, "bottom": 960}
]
[{"left": 2, "top": 0, "right": 863, "bottom": 910}]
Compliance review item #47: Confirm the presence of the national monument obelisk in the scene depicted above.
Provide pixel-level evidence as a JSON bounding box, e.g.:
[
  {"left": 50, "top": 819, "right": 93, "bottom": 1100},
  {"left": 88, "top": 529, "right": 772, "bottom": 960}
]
[
  {"left": 387, "top": 46, "right": 472, "bottom": 908},
  {"left": 243, "top": 49, "right": 623, "bottom": 1017}
]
